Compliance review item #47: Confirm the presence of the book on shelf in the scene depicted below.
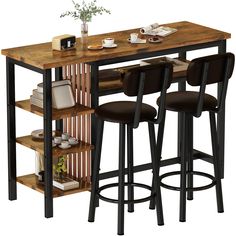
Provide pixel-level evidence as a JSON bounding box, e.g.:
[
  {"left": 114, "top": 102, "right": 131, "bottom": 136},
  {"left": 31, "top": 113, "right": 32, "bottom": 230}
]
[
  {"left": 30, "top": 95, "right": 43, "bottom": 108},
  {"left": 140, "top": 57, "right": 189, "bottom": 73},
  {"left": 53, "top": 176, "right": 80, "bottom": 191},
  {"left": 30, "top": 80, "right": 76, "bottom": 109},
  {"left": 32, "top": 89, "right": 43, "bottom": 100},
  {"left": 140, "top": 23, "right": 177, "bottom": 37}
]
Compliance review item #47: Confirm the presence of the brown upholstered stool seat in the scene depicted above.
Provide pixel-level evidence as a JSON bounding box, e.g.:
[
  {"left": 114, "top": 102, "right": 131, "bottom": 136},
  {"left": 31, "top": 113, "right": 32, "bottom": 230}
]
[
  {"left": 157, "top": 91, "right": 217, "bottom": 113},
  {"left": 95, "top": 101, "right": 157, "bottom": 123}
]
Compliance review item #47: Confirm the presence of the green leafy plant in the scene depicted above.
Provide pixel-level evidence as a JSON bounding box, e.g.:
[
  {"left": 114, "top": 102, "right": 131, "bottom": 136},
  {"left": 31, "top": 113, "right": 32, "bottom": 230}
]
[
  {"left": 60, "top": 0, "right": 111, "bottom": 23},
  {"left": 53, "top": 156, "right": 67, "bottom": 179}
]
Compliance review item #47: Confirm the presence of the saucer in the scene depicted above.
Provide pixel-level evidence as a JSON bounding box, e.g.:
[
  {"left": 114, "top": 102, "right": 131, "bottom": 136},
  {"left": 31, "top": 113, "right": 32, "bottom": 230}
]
[
  {"left": 102, "top": 43, "right": 117, "bottom": 48},
  {"left": 88, "top": 44, "right": 103, "bottom": 50},
  {"left": 52, "top": 142, "right": 57, "bottom": 147},
  {"left": 69, "top": 140, "right": 79, "bottom": 146},
  {"left": 58, "top": 144, "right": 71, "bottom": 149},
  {"left": 127, "top": 38, "right": 146, "bottom": 44},
  {"left": 148, "top": 37, "right": 163, "bottom": 43}
]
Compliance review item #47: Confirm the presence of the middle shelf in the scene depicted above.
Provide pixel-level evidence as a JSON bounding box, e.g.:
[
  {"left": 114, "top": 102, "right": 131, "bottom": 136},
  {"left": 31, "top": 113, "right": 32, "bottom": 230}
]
[
  {"left": 16, "top": 135, "right": 94, "bottom": 157},
  {"left": 16, "top": 99, "right": 94, "bottom": 120}
]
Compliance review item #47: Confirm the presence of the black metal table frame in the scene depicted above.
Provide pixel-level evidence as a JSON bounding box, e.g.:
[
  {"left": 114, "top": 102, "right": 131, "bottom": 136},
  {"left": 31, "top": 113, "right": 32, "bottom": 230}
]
[{"left": 6, "top": 39, "right": 226, "bottom": 218}]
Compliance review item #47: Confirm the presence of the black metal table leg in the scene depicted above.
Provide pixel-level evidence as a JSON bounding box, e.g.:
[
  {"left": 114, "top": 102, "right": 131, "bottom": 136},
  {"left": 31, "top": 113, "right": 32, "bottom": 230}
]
[
  {"left": 55, "top": 67, "right": 63, "bottom": 132},
  {"left": 43, "top": 69, "right": 53, "bottom": 218},
  {"left": 6, "top": 57, "right": 17, "bottom": 201},
  {"left": 178, "top": 52, "right": 187, "bottom": 158},
  {"left": 88, "top": 119, "right": 104, "bottom": 222},
  {"left": 90, "top": 63, "right": 99, "bottom": 207},
  {"left": 217, "top": 40, "right": 226, "bottom": 178}
]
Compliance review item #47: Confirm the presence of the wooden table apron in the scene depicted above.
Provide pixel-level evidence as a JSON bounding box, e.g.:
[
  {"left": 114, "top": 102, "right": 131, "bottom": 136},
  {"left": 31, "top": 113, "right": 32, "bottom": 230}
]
[{"left": 2, "top": 21, "right": 229, "bottom": 218}]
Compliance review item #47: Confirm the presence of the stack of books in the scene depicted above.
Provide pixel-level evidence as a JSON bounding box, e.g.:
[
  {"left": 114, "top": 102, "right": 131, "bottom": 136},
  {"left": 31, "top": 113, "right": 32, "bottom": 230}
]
[
  {"left": 53, "top": 176, "right": 80, "bottom": 191},
  {"left": 30, "top": 80, "right": 76, "bottom": 109}
]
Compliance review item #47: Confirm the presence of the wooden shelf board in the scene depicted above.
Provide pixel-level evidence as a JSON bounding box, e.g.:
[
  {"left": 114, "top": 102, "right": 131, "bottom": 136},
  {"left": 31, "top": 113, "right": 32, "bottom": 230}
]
[
  {"left": 17, "top": 174, "right": 91, "bottom": 198},
  {"left": 15, "top": 100, "right": 94, "bottom": 120},
  {"left": 16, "top": 135, "right": 94, "bottom": 157}
]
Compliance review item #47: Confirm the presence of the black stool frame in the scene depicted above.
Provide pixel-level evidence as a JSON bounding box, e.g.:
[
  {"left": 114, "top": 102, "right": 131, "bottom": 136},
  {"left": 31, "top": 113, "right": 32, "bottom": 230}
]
[
  {"left": 88, "top": 64, "right": 172, "bottom": 235},
  {"left": 157, "top": 53, "right": 234, "bottom": 222}
]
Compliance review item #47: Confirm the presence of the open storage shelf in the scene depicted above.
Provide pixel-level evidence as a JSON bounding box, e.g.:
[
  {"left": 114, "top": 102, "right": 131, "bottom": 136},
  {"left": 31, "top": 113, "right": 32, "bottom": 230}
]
[
  {"left": 15, "top": 100, "right": 94, "bottom": 120},
  {"left": 16, "top": 135, "right": 94, "bottom": 157},
  {"left": 17, "top": 174, "right": 91, "bottom": 198}
]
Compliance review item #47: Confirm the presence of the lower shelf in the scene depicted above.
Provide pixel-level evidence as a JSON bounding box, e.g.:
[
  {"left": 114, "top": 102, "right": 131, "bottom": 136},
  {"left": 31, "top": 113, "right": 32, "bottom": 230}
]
[{"left": 17, "top": 174, "right": 91, "bottom": 198}]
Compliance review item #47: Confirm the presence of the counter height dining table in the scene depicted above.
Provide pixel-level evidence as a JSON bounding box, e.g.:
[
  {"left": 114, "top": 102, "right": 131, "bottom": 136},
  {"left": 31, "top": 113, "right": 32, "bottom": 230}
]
[{"left": 1, "top": 21, "right": 231, "bottom": 218}]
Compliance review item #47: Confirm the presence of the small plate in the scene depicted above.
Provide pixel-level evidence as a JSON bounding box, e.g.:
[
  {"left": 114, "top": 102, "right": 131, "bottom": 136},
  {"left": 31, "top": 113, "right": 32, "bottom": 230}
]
[
  {"left": 88, "top": 45, "right": 103, "bottom": 50},
  {"left": 102, "top": 43, "right": 117, "bottom": 48},
  {"left": 127, "top": 38, "right": 147, "bottom": 44},
  {"left": 58, "top": 144, "right": 71, "bottom": 149},
  {"left": 69, "top": 140, "right": 79, "bottom": 146},
  {"left": 148, "top": 37, "right": 163, "bottom": 43}
]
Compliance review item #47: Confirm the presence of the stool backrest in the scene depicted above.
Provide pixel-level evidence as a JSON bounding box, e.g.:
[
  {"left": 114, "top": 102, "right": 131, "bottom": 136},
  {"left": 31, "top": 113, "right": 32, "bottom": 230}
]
[
  {"left": 187, "top": 53, "right": 234, "bottom": 86},
  {"left": 122, "top": 63, "right": 173, "bottom": 127},
  {"left": 187, "top": 53, "right": 235, "bottom": 117},
  {"left": 123, "top": 63, "right": 173, "bottom": 96}
]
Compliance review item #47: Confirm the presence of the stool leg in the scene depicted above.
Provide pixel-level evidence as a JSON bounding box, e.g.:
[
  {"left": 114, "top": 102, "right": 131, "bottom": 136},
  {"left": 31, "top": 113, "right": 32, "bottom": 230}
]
[
  {"left": 180, "top": 113, "right": 187, "bottom": 222},
  {"left": 127, "top": 125, "right": 134, "bottom": 213},
  {"left": 88, "top": 119, "right": 104, "bottom": 222},
  {"left": 118, "top": 123, "right": 125, "bottom": 235},
  {"left": 149, "top": 112, "right": 166, "bottom": 210},
  {"left": 209, "top": 112, "right": 224, "bottom": 213},
  {"left": 187, "top": 115, "right": 194, "bottom": 200},
  {"left": 148, "top": 122, "right": 164, "bottom": 226}
]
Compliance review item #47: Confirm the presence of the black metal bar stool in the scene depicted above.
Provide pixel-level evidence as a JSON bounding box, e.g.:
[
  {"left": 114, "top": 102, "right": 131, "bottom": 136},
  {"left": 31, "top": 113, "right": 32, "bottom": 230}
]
[
  {"left": 88, "top": 63, "right": 173, "bottom": 235},
  {"left": 154, "top": 53, "right": 235, "bottom": 222}
]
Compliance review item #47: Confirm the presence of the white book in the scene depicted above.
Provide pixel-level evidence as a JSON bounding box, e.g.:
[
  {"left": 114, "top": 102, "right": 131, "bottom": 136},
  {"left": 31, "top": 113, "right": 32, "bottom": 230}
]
[
  {"left": 31, "top": 84, "right": 75, "bottom": 109},
  {"left": 32, "top": 89, "right": 43, "bottom": 100},
  {"left": 30, "top": 95, "right": 43, "bottom": 108},
  {"left": 53, "top": 177, "right": 80, "bottom": 191}
]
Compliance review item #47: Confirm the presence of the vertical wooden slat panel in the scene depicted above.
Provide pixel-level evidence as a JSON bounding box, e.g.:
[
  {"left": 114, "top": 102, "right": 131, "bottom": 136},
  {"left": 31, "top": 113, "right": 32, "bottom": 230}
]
[{"left": 62, "top": 62, "right": 92, "bottom": 182}]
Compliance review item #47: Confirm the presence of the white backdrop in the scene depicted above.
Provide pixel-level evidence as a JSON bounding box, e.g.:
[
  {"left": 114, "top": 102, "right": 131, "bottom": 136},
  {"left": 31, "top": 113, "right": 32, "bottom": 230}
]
[{"left": 0, "top": 0, "right": 236, "bottom": 235}]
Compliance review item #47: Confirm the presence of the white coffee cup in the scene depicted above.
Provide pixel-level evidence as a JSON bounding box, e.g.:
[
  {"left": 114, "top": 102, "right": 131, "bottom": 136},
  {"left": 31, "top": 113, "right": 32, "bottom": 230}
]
[
  {"left": 54, "top": 136, "right": 62, "bottom": 144},
  {"left": 62, "top": 132, "right": 70, "bottom": 140},
  {"left": 61, "top": 141, "right": 70, "bottom": 148},
  {"left": 130, "top": 33, "right": 138, "bottom": 43},
  {"left": 69, "top": 137, "right": 78, "bottom": 145},
  {"left": 102, "top": 38, "right": 114, "bottom": 46}
]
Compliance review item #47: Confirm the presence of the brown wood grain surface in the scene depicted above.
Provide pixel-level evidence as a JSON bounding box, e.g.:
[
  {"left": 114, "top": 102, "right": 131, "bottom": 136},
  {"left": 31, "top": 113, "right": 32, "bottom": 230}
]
[
  {"left": 15, "top": 99, "right": 94, "bottom": 120},
  {"left": 1, "top": 21, "right": 231, "bottom": 69}
]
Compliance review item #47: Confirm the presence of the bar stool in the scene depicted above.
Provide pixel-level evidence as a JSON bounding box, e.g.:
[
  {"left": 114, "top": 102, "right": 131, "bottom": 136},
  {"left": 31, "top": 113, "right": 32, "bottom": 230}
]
[
  {"left": 154, "top": 53, "right": 235, "bottom": 222},
  {"left": 88, "top": 63, "right": 173, "bottom": 235}
]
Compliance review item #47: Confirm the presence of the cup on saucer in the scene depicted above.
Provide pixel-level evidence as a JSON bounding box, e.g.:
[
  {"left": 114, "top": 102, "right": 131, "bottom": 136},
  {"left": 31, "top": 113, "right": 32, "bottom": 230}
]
[
  {"left": 62, "top": 132, "right": 70, "bottom": 141},
  {"left": 54, "top": 136, "right": 62, "bottom": 144},
  {"left": 60, "top": 141, "right": 70, "bottom": 149},
  {"left": 68, "top": 137, "right": 78, "bottom": 145},
  {"left": 102, "top": 38, "right": 114, "bottom": 47},
  {"left": 130, "top": 33, "right": 138, "bottom": 43}
]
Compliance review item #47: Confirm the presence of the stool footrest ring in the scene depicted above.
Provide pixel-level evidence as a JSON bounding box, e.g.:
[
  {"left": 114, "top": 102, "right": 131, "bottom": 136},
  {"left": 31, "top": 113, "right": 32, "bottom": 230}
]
[
  {"left": 97, "top": 182, "right": 153, "bottom": 204},
  {"left": 160, "top": 170, "right": 216, "bottom": 191}
]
